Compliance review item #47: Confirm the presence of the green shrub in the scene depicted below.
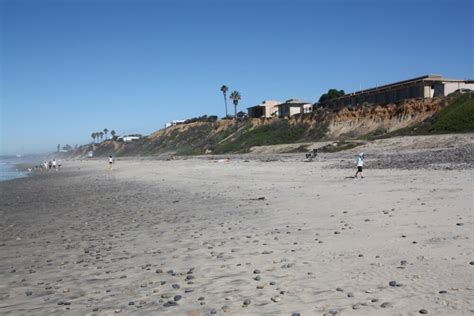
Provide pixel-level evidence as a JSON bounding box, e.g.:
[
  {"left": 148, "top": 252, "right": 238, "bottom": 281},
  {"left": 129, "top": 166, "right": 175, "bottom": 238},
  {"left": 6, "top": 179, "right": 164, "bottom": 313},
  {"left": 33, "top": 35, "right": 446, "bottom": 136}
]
[
  {"left": 430, "top": 93, "right": 474, "bottom": 132},
  {"left": 369, "top": 93, "right": 474, "bottom": 138},
  {"left": 214, "top": 120, "right": 309, "bottom": 153}
]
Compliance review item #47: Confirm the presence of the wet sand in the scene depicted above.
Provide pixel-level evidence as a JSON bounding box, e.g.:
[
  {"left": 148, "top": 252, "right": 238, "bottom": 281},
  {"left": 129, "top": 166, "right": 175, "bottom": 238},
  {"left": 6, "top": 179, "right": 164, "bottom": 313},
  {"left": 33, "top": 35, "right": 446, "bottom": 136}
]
[{"left": 1, "top": 137, "right": 473, "bottom": 315}]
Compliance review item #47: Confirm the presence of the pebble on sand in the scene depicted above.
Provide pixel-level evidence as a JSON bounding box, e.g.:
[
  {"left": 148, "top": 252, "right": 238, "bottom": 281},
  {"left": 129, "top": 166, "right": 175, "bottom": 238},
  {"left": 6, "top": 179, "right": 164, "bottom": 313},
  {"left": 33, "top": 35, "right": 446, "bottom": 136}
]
[
  {"left": 221, "top": 305, "right": 230, "bottom": 312},
  {"left": 419, "top": 309, "right": 428, "bottom": 314},
  {"left": 164, "top": 301, "right": 178, "bottom": 307}
]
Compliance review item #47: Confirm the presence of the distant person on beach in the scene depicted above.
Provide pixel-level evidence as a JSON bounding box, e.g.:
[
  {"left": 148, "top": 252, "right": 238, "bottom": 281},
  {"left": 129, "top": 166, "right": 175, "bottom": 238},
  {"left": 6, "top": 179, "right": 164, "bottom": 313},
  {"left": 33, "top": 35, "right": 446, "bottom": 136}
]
[
  {"left": 354, "top": 153, "right": 364, "bottom": 178},
  {"left": 305, "top": 148, "right": 318, "bottom": 162},
  {"left": 48, "top": 161, "right": 52, "bottom": 170},
  {"left": 108, "top": 155, "right": 114, "bottom": 169},
  {"left": 52, "top": 159, "right": 57, "bottom": 171},
  {"left": 58, "top": 160, "right": 62, "bottom": 170}
]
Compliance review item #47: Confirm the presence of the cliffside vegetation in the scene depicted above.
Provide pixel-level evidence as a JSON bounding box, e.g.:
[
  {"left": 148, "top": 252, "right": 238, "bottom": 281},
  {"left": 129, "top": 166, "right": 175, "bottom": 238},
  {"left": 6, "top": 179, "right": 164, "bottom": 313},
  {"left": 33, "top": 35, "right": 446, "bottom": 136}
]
[
  {"left": 376, "top": 92, "right": 474, "bottom": 138},
  {"left": 430, "top": 93, "right": 474, "bottom": 132},
  {"left": 71, "top": 93, "right": 473, "bottom": 157}
]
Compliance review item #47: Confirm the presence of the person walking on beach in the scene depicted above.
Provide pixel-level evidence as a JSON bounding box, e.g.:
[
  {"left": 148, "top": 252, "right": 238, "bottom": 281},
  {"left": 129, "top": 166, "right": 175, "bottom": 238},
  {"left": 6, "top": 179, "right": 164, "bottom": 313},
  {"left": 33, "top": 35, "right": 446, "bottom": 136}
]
[
  {"left": 52, "top": 159, "right": 57, "bottom": 171},
  {"left": 108, "top": 155, "right": 114, "bottom": 170},
  {"left": 354, "top": 153, "right": 364, "bottom": 178}
]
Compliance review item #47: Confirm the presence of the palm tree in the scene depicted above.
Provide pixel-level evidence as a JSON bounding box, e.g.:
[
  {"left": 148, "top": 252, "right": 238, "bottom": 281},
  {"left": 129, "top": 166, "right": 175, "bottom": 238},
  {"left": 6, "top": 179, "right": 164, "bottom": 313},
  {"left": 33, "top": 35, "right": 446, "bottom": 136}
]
[
  {"left": 99, "top": 132, "right": 104, "bottom": 142},
  {"left": 229, "top": 90, "right": 241, "bottom": 118},
  {"left": 91, "top": 132, "right": 96, "bottom": 144},
  {"left": 103, "top": 128, "right": 109, "bottom": 140},
  {"left": 220, "top": 85, "right": 229, "bottom": 117},
  {"left": 110, "top": 130, "right": 116, "bottom": 139}
]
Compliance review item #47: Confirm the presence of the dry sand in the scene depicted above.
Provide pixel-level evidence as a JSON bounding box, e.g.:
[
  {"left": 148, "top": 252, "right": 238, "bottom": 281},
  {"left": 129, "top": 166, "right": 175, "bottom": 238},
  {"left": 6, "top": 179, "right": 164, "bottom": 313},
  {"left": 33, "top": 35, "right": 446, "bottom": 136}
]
[{"left": 0, "top": 135, "right": 473, "bottom": 315}]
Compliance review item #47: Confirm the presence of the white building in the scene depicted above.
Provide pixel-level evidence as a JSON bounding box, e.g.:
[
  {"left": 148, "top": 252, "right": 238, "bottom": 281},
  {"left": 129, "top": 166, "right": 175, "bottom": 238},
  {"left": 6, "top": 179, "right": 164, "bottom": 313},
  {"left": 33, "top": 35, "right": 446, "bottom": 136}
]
[
  {"left": 118, "top": 135, "right": 141, "bottom": 142},
  {"left": 165, "top": 120, "right": 186, "bottom": 128},
  {"left": 278, "top": 99, "right": 313, "bottom": 117},
  {"left": 302, "top": 103, "right": 313, "bottom": 113},
  {"left": 247, "top": 100, "right": 282, "bottom": 118}
]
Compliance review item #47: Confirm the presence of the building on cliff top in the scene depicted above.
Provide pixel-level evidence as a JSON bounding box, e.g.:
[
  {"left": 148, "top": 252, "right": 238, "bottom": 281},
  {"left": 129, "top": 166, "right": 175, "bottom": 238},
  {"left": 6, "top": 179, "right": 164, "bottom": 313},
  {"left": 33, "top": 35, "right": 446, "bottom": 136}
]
[
  {"left": 321, "top": 74, "right": 474, "bottom": 110},
  {"left": 118, "top": 135, "right": 141, "bottom": 142},
  {"left": 277, "top": 99, "right": 313, "bottom": 117},
  {"left": 247, "top": 100, "right": 281, "bottom": 118}
]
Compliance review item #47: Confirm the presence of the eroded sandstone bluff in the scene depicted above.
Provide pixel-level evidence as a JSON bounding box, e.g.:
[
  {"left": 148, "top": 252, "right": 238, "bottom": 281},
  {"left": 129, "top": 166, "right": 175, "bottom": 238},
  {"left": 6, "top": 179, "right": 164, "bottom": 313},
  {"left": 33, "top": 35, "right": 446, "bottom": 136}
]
[{"left": 326, "top": 97, "right": 449, "bottom": 138}]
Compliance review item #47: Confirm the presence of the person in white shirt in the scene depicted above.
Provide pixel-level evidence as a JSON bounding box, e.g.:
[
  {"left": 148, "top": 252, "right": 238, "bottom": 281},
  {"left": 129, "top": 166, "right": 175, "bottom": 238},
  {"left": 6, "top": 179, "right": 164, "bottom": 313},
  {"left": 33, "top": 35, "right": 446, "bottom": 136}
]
[
  {"left": 354, "top": 153, "right": 364, "bottom": 178},
  {"left": 52, "top": 159, "right": 57, "bottom": 171},
  {"left": 108, "top": 156, "right": 114, "bottom": 170}
]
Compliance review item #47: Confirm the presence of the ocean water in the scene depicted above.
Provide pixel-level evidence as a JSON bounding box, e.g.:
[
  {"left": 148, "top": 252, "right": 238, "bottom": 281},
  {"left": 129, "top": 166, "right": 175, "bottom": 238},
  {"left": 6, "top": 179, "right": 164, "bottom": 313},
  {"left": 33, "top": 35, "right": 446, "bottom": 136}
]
[{"left": 0, "top": 156, "right": 30, "bottom": 182}]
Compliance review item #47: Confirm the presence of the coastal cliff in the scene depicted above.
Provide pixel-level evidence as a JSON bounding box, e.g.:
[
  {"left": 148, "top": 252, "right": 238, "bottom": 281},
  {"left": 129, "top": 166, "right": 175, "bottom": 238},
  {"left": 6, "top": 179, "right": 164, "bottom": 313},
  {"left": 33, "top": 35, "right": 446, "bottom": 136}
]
[
  {"left": 72, "top": 93, "right": 473, "bottom": 157},
  {"left": 325, "top": 96, "right": 450, "bottom": 138}
]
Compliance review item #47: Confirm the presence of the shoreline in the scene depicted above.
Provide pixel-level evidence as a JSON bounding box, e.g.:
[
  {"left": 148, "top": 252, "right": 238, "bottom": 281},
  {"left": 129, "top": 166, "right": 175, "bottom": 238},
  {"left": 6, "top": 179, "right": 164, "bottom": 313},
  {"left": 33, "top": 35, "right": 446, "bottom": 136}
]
[{"left": 0, "top": 164, "right": 29, "bottom": 183}]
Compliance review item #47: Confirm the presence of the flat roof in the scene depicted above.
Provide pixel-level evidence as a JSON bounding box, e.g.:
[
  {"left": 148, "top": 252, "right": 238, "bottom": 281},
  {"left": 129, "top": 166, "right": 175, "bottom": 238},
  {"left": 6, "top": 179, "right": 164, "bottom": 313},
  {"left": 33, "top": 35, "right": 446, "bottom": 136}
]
[
  {"left": 278, "top": 103, "right": 307, "bottom": 107},
  {"left": 323, "top": 74, "right": 473, "bottom": 103},
  {"left": 247, "top": 105, "right": 265, "bottom": 110},
  {"left": 247, "top": 100, "right": 282, "bottom": 110},
  {"left": 279, "top": 99, "right": 311, "bottom": 106}
]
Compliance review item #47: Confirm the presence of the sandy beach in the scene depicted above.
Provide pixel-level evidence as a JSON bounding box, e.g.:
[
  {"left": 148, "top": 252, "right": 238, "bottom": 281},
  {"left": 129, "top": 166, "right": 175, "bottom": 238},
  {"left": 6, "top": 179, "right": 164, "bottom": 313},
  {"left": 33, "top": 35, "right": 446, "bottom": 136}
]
[{"left": 1, "top": 135, "right": 473, "bottom": 316}]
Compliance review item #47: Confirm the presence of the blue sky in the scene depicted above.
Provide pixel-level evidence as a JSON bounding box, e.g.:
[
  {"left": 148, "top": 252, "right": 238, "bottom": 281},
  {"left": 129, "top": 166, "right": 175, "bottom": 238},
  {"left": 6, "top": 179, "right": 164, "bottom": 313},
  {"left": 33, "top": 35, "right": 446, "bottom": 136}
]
[{"left": 1, "top": 0, "right": 472, "bottom": 154}]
